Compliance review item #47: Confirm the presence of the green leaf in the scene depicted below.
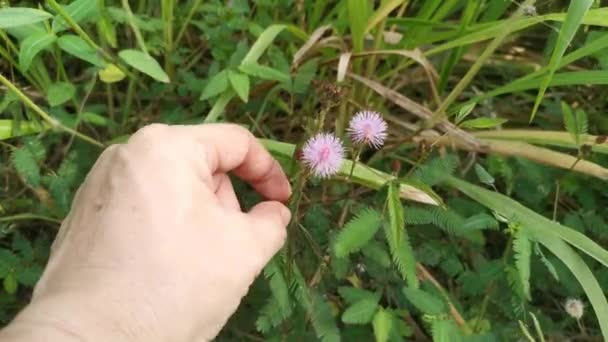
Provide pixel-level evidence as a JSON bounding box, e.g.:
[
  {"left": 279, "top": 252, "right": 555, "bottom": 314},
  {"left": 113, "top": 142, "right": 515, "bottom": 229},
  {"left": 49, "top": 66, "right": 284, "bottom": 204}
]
[
  {"left": 513, "top": 229, "right": 532, "bottom": 300},
  {"left": 0, "top": 249, "right": 19, "bottom": 278},
  {"left": 455, "top": 102, "right": 476, "bottom": 124},
  {"left": 402, "top": 286, "right": 446, "bottom": 315},
  {"left": 361, "top": 241, "right": 391, "bottom": 268},
  {"left": 341, "top": 298, "right": 380, "bottom": 324},
  {"left": 474, "top": 164, "right": 495, "bottom": 186},
  {"left": 18, "top": 32, "right": 57, "bottom": 72},
  {"left": 365, "top": 0, "right": 405, "bottom": 34},
  {"left": 46, "top": 82, "right": 76, "bottom": 107},
  {"left": 0, "top": 120, "right": 47, "bottom": 140},
  {"left": 446, "top": 177, "right": 608, "bottom": 338},
  {"left": 540, "top": 235, "right": 608, "bottom": 339},
  {"left": 52, "top": 0, "right": 99, "bottom": 32},
  {"left": 561, "top": 102, "right": 588, "bottom": 147},
  {"left": 57, "top": 34, "right": 106, "bottom": 67},
  {"left": 531, "top": 0, "right": 594, "bottom": 121},
  {"left": 348, "top": 0, "right": 370, "bottom": 53},
  {"left": 0, "top": 8, "right": 53, "bottom": 28},
  {"left": 534, "top": 242, "right": 559, "bottom": 281},
  {"left": 228, "top": 71, "right": 250, "bottom": 102},
  {"left": 333, "top": 208, "right": 382, "bottom": 258},
  {"left": 263, "top": 258, "right": 290, "bottom": 316},
  {"left": 459, "top": 117, "right": 508, "bottom": 129},
  {"left": 241, "top": 24, "right": 286, "bottom": 65},
  {"left": 386, "top": 183, "right": 419, "bottom": 288},
  {"left": 431, "top": 319, "right": 462, "bottom": 342},
  {"left": 446, "top": 177, "right": 608, "bottom": 268},
  {"left": 239, "top": 63, "right": 290, "bottom": 83},
  {"left": 3, "top": 272, "right": 18, "bottom": 294},
  {"left": 200, "top": 70, "right": 229, "bottom": 101},
  {"left": 118, "top": 49, "right": 169, "bottom": 83},
  {"left": 372, "top": 307, "right": 393, "bottom": 342},
  {"left": 338, "top": 286, "right": 381, "bottom": 305},
  {"left": 16, "top": 265, "right": 42, "bottom": 286},
  {"left": 11, "top": 141, "right": 43, "bottom": 187},
  {"left": 99, "top": 63, "right": 126, "bottom": 83}
]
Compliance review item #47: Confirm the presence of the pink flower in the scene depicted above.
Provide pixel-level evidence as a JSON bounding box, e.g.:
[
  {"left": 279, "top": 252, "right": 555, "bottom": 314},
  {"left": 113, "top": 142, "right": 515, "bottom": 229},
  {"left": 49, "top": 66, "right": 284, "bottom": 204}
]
[
  {"left": 302, "top": 133, "right": 345, "bottom": 178},
  {"left": 347, "top": 110, "right": 388, "bottom": 149}
]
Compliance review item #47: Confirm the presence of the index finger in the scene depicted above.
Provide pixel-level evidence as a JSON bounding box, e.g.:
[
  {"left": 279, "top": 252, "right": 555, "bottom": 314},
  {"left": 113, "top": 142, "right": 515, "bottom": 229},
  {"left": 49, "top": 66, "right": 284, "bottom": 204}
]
[{"left": 179, "top": 124, "right": 291, "bottom": 202}]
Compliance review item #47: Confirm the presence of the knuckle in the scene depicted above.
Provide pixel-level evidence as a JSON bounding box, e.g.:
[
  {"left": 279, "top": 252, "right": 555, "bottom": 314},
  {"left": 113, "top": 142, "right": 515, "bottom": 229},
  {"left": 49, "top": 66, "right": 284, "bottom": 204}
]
[{"left": 129, "top": 123, "right": 170, "bottom": 144}]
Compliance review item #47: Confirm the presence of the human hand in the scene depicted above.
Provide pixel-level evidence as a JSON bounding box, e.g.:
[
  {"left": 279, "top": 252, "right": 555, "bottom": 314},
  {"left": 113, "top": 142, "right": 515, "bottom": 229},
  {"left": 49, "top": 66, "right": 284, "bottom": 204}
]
[{"left": 0, "top": 123, "right": 292, "bottom": 342}]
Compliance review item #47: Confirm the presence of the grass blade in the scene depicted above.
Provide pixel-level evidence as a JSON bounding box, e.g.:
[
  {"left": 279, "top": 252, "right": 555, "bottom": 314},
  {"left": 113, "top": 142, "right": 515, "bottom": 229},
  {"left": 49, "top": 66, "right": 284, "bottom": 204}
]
[
  {"left": 241, "top": 25, "right": 286, "bottom": 65},
  {"left": 364, "top": 0, "right": 405, "bottom": 35},
  {"left": 530, "top": 0, "right": 594, "bottom": 121}
]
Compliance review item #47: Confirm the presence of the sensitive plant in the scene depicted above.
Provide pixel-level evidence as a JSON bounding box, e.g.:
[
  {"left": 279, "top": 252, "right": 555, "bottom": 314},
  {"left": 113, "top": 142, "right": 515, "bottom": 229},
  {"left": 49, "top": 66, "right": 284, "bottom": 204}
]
[{"left": 1, "top": 0, "right": 608, "bottom": 341}]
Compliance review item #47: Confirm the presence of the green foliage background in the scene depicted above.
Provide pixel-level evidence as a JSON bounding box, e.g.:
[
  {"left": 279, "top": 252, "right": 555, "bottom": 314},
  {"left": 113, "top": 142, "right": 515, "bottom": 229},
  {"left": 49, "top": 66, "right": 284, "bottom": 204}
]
[{"left": 2, "top": 0, "right": 608, "bottom": 341}]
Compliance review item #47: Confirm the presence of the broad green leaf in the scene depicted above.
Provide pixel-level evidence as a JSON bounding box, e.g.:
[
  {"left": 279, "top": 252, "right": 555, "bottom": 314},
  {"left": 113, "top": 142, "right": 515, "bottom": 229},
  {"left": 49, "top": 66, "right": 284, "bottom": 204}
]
[
  {"left": 3, "top": 272, "right": 18, "bottom": 294},
  {"left": 99, "top": 63, "right": 126, "bottom": 83},
  {"left": 365, "top": 0, "right": 405, "bottom": 34},
  {"left": 333, "top": 208, "right": 382, "bottom": 258},
  {"left": 473, "top": 130, "right": 608, "bottom": 155},
  {"left": 455, "top": 102, "right": 476, "bottom": 124},
  {"left": 431, "top": 319, "right": 462, "bottom": 342},
  {"left": 228, "top": 71, "right": 250, "bottom": 102},
  {"left": 341, "top": 298, "right": 380, "bottom": 324},
  {"left": 0, "top": 120, "right": 47, "bottom": 140},
  {"left": 372, "top": 308, "right": 393, "bottom": 342},
  {"left": 531, "top": 0, "right": 594, "bottom": 121},
  {"left": 118, "top": 49, "right": 169, "bottom": 83},
  {"left": 402, "top": 286, "right": 446, "bottom": 315},
  {"left": 200, "top": 70, "right": 229, "bottom": 101},
  {"left": 239, "top": 63, "right": 290, "bottom": 84},
  {"left": 466, "top": 71, "right": 608, "bottom": 104},
  {"left": 0, "top": 249, "right": 19, "bottom": 278},
  {"left": 241, "top": 25, "right": 286, "bottom": 65},
  {"left": 348, "top": 0, "right": 370, "bottom": 53},
  {"left": 16, "top": 265, "right": 42, "bottom": 286},
  {"left": 58, "top": 34, "right": 106, "bottom": 67},
  {"left": 18, "top": 32, "right": 57, "bottom": 72},
  {"left": 81, "top": 112, "right": 112, "bottom": 127},
  {"left": 460, "top": 117, "right": 507, "bottom": 129},
  {"left": 46, "top": 82, "right": 76, "bottom": 107},
  {"left": 540, "top": 235, "right": 608, "bottom": 339},
  {"left": 52, "top": 0, "right": 99, "bottom": 32},
  {"left": 445, "top": 177, "right": 608, "bottom": 273},
  {"left": 0, "top": 8, "right": 52, "bottom": 28}
]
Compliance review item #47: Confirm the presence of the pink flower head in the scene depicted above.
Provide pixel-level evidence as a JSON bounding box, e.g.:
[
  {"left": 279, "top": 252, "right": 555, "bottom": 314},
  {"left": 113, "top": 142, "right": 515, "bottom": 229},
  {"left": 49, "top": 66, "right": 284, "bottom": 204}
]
[
  {"left": 302, "top": 133, "right": 345, "bottom": 178},
  {"left": 347, "top": 110, "right": 388, "bottom": 149}
]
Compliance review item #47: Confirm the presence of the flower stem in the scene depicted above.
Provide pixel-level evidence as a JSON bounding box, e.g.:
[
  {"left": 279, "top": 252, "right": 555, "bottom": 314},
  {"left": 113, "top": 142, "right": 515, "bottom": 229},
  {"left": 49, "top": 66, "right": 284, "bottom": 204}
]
[{"left": 0, "top": 72, "right": 104, "bottom": 148}]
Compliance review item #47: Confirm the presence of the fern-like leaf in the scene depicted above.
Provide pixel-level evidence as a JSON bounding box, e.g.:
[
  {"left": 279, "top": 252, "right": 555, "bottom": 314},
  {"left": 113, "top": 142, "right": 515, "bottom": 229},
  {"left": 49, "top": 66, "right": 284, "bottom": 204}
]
[
  {"left": 474, "top": 163, "right": 495, "bottom": 186},
  {"left": 372, "top": 307, "right": 393, "bottom": 342},
  {"left": 361, "top": 241, "right": 391, "bottom": 268},
  {"left": 292, "top": 264, "right": 340, "bottom": 342},
  {"left": 513, "top": 229, "right": 532, "bottom": 300},
  {"left": 256, "top": 297, "right": 288, "bottom": 334},
  {"left": 383, "top": 220, "right": 418, "bottom": 288},
  {"left": 338, "top": 286, "right": 380, "bottom": 305},
  {"left": 464, "top": 213, "right": 499, "bottom": 231},
  {"left": 402, "top": 286, "right": 446, "bottom": 315},
  {"left": 333, "top": 208, "right": 381, "bottom": 258},
  {"left": 562, "top": 102, "right": 588, "bottom": 147},
  {"left": 431, "top": 319, "right": 462, "bottom": 342},
  {"left": 412, "top": 154, "right": 458, "bottom": 187},
  {"left": 341, "top": 297, "right": 379, "bottom": 324},
  {"left": 11, "top": 140, "right": 45, "bottom": 187},
  {"left": 264, "top": 258, "right": 291, "bottom": 315}
]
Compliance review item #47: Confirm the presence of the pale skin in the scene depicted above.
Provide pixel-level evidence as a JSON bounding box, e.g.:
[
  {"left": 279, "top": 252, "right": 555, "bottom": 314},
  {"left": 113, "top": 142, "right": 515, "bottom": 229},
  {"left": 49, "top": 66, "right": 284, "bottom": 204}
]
[{"left": 0, "top": 123, "right": 292, "bottom": 342}]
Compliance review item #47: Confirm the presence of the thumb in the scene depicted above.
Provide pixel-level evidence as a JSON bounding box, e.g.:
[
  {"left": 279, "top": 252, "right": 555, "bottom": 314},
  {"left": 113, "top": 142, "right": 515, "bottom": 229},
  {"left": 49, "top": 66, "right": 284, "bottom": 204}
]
[{"left": 247, "top": 201, "right": 291, "bottom": 260}]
